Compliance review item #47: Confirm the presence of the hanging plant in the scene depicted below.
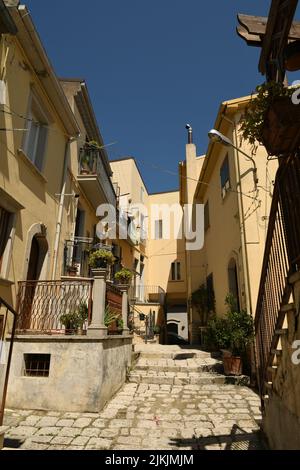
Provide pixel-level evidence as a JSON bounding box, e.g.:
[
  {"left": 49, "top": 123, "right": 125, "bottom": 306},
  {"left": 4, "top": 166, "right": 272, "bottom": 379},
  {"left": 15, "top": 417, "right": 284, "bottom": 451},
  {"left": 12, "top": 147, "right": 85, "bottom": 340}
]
[{"left": 240, "top": 81, "right": 300, "bottom": 155}]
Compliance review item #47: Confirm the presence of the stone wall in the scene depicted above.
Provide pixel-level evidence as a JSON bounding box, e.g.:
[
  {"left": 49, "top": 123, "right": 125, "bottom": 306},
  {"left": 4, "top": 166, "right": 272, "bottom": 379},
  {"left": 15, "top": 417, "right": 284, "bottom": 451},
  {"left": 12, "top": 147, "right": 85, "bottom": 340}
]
[
  {"left": 262, "top": 275, "right": 300, "bottom": 449},
  {"left": 6, "top": 335, "right": 132, "bottom": 413}
]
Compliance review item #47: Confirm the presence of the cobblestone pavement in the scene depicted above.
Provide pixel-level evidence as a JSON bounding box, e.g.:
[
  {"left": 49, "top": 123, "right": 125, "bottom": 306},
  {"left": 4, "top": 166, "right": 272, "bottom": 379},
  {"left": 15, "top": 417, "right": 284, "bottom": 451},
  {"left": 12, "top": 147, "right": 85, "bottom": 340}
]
[{"left": 3, "top": 346, "right": 265, "bottom": 450}]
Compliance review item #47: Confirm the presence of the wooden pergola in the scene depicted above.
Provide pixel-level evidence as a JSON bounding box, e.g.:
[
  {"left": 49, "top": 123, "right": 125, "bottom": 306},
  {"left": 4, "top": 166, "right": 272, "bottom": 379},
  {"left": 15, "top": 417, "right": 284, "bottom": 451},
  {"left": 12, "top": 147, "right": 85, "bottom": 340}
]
[{"left": 237, "top": 0, "right": 299, "bottom": 83}]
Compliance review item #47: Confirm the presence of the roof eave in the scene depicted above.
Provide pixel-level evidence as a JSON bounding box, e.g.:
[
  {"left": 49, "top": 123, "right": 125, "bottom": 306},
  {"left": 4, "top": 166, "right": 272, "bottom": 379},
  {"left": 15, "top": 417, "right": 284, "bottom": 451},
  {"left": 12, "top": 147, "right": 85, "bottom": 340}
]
[
  {"left": 195, "top": 95, "right": 251, "bottom": 200},
  {"left": 10, "top": 5, "right": 80, "bottom": 137},
  {"left": 0, "top": 0, "right": 17, "bottom": 34}
]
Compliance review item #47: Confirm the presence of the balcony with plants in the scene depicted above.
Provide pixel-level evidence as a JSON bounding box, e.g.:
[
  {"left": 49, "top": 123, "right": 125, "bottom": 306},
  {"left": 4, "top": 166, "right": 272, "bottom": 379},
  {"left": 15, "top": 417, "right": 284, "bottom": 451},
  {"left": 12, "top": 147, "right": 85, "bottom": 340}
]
[
  {"left": 63, "top": 238, "right": 113, "bottom": 279},
  {"left": 78, "top": 140, "right": 116, "bottom": 208}
]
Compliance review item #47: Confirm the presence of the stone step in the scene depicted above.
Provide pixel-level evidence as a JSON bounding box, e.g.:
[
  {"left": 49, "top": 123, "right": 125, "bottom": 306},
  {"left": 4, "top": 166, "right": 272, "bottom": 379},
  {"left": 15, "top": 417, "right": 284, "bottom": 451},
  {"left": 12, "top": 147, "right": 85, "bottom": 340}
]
[
  {"left": 134, "top": 363, "right": 223, "bottom": 374},
  {"left": 133, "top": 345, "right": 220, "bottom": 361},
  {"left": 127, "top": 371, "right": 250, "bottom": 387},
  {"left": 137, "top": 352, "right": 220, "bottom": 360}
]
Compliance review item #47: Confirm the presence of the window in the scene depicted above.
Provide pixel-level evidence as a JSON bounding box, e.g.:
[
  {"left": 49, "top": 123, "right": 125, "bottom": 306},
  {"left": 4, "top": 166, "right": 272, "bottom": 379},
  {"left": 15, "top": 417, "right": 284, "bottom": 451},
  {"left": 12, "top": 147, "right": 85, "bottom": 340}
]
[
  {"left": 23, "top": 93, "right": 49, "bottom": 172},
  {"left": 220, "top": 155, "right": 230, "bottom": 198},
  {"left": 171, "top": 262, "right": 181, "bottom": 281},
  {"left": 0, "top": 207, "right": 12, "bottom": 273},
  {"left": 24, "top": 354, "right": 51, "bottom": 377},
  {"left": 155, "top": 220, "right": 163, "bottom": 240},
  {"left": 204, "top": 201, "right": 210, "bottom": 232}
]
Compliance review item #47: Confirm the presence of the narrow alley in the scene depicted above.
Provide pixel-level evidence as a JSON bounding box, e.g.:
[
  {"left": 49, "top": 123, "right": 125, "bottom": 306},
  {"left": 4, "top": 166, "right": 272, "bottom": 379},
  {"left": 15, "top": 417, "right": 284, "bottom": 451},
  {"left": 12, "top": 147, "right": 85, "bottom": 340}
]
[{"left": 3, "top": 346, "right": 265, "bottom": 451}]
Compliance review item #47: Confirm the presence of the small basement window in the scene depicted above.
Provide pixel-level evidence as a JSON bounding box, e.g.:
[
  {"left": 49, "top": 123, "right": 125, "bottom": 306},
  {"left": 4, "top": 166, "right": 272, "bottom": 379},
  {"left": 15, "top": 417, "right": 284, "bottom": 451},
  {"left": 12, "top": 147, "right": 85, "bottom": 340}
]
[{"left": 24, "top": 354, "right": 51, "bottom": 377}]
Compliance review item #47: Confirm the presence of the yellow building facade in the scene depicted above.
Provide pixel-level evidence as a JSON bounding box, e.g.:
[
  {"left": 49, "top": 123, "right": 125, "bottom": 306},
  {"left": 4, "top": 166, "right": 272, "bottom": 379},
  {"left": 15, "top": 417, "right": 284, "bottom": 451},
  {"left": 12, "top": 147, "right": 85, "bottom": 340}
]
[
  {"left": 181, "top": 97, "right": 278, "bottom": 343},
  {"left": 0, "top": 4, "right": 80, "bottom": 307}
]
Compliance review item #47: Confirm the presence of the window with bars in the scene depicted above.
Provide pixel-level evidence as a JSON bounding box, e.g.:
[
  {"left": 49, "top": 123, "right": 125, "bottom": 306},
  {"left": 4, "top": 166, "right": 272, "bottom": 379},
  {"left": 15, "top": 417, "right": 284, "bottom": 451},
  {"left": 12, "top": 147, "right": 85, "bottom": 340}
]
[
  {"left": 24, "top": 354, "right": 51, "bottom": 377},
  {"left": 171, "top": 262, "right": 181, "bottom": 281},
  {"left": 0, "top": 207, "right": 12, "bottom": 272}
]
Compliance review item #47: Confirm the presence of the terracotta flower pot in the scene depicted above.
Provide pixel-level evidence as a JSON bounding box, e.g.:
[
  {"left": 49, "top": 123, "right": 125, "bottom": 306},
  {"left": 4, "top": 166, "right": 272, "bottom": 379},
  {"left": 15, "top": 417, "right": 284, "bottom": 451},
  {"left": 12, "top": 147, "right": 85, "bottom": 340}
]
[
  {"left": 262, "top": 96, "right": 300, "bottom": 155},
  {"left": 223, "top": 355, "right": 243, "bottom": 376}
]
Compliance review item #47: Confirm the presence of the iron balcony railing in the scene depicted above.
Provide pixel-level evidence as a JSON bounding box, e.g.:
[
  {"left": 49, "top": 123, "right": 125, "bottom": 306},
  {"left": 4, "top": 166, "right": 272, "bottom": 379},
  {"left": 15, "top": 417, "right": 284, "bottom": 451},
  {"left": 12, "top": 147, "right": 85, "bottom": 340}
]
[
  {"left": 0, "top": 297, "right": 17, "bottom": 426},
  {"left": 78, "top": 145, "right": 116, "bottom": 205},
  {"left": 16, "top": 280, "right": 93, "bottom": 335},
  {"left": 129, "top": 285, "right": 165, "bottom": 305},
  {"left": 255, "top": 155, "right": 300, "bottom": 398},
  {"left": 63, "top": 239, "right": 113, "bottom": 278}
]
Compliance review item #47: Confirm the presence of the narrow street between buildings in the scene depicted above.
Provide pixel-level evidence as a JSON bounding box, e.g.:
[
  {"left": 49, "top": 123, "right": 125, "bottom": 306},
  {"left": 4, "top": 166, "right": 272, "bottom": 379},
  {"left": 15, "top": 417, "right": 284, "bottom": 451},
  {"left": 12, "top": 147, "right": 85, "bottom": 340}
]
[{"left": 3, "top": 345, "right": 265, "bottom": 451}]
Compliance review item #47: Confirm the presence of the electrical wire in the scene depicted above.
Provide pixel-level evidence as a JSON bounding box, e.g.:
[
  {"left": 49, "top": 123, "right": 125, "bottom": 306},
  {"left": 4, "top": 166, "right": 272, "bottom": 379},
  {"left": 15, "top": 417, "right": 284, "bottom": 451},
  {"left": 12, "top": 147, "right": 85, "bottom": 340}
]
[
  {"left": 1, "top": 104, "right": 262, "bottom": 203},
  {"left": 0, "top": 105, "right": 118, "bottom": 151}
]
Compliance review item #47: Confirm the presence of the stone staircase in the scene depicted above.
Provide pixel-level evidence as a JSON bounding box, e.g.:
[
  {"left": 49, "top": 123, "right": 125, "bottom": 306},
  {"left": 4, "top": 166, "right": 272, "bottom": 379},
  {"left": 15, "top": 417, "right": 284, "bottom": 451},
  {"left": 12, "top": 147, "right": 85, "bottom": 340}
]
[{"left": 127, "top": 345, "right": 250, "bottom": 387}]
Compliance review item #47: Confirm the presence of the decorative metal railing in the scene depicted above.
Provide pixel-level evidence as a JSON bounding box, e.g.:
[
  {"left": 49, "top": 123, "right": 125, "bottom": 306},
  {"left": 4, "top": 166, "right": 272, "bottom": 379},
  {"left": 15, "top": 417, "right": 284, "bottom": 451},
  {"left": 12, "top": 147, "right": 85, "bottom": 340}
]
[
  {"left": 16, "top": 280, "right": 93, "bottom": 334},
  {"left": 255, "top": 155, "right": 300, "bottom": 396},
  {"left": 0, "top": 297, "right": 17, "bottom": 425},
  {"left": 78, "top": 145, "right": 116, "bottom": 205},
  {"left": 63, "top": 239, "right": 113, "bottom": 278},
  {"left": 129, "top": 285, "right": 165, "bottom": 305}
]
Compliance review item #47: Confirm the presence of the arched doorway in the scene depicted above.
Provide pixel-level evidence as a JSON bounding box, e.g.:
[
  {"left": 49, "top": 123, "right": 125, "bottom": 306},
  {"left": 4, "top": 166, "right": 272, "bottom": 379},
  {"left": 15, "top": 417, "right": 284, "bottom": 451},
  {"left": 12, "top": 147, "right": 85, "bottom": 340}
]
[
  {"left": 228, "top": 258, "right": 240, "bottom": 312},
  {"left": 21, "top": 228, "right": 49, "bottom": 330},
  {"left": 26, "top": 234, "right": 48, "bottom": 281}
]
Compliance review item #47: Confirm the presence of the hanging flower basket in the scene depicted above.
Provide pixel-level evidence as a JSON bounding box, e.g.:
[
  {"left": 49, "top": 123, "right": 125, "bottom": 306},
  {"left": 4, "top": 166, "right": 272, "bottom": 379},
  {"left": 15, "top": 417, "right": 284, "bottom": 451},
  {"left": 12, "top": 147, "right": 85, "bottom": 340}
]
[
  {"left": 241, "top": 82, "right": 300, "bottom": 157},
  {"left": 262, "top": 96, "right": 300, "bottom": 155}
]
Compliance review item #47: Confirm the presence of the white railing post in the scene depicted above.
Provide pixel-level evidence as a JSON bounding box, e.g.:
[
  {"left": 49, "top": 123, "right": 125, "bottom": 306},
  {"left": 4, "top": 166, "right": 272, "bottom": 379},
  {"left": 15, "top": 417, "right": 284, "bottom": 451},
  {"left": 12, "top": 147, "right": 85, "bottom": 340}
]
[
  {"left": 118, "top": 284, "right": 130, "bottom": 336},
  {"left": 88, "top": 268, "right": 107, "bottom": 337}
]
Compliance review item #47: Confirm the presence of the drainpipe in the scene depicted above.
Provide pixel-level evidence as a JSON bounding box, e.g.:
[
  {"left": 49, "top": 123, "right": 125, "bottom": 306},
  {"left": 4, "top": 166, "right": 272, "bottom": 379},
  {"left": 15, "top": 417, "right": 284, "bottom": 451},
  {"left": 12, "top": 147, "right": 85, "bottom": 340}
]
[{"left": 52, "top": 138, "right": 73, "bottom": 280}]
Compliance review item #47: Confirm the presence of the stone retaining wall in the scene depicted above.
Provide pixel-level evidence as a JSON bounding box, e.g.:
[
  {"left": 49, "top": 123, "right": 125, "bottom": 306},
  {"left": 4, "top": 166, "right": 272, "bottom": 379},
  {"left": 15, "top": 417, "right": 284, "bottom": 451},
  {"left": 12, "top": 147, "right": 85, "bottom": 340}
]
[{"left": 6, "top": 335, "right": 132, "bottom": 413}]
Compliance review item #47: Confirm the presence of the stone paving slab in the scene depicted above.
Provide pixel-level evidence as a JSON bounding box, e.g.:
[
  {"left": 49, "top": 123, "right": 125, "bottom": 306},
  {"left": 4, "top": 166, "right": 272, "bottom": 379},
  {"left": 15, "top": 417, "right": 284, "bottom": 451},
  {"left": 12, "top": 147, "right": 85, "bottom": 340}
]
[
  {"left": 3, "top": 381, "right": 264, "bottom": 450},
  {"left": 3, "top": 345, "right": 265, "bottom": 450}
]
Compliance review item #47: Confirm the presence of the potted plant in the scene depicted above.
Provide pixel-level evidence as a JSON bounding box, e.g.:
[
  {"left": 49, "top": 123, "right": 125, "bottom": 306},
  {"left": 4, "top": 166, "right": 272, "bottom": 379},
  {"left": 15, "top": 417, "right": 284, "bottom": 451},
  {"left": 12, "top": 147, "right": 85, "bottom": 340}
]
[
  {"left": 88, "top": 249, "right": 115, "bottom": 269},
  {"left": 116, "top": 317, "right": 124, "bottom": 333},
  {"left": 76, "top": 302, "right": 88, "bottom": 335},
  {"left": 66, "top": 264, "right": 78, "bottom": 277},
  {"left": 191, "top": 284, "right": 215, "bottom": 327},
  {"left": 205, "top": 294, "right": 254, "bottom": 376},
  {"left": 60, "top": 311, "right": 79, "bottom": 335},
  {"left": 153, "top": 325, "right": 161, "bottom": 336},
  {"left": 104, "top": 306, "right": 118, "bottom": 335},
  {"left": 240, "top": 81, "right": 300, "bottom": 156},
  {"left": 80, "top": 153, "right": 91, "bottom": 174},
  {"left": 114, "top": 268, "right": 133, "bottom": 285}
]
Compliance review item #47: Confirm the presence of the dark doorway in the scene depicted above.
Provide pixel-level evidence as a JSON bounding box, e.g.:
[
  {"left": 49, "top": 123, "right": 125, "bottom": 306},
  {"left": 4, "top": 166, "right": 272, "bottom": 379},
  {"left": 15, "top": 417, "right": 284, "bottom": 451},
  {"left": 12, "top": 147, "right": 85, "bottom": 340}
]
[
  {"left": 22, "top": 234, "right": 48, "bottom": 330},
  {"left": 167, "top": 322, "right": 179, "bottom": 335},
  {"left": 228, "top": 258, "right": 240, "bottom": 311}
]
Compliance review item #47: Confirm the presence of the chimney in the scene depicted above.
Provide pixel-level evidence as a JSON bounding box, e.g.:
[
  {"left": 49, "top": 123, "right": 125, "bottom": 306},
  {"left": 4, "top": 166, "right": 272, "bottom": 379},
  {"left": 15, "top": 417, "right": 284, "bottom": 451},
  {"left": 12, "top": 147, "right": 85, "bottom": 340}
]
[{"left": 185, "top": 124, "right": 193, "bottom": 144}]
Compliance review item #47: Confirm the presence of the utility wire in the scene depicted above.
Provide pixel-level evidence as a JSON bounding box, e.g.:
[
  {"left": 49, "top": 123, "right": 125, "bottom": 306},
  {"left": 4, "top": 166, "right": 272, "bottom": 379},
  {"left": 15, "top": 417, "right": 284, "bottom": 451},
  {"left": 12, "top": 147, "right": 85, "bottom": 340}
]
[
  {"left": 0, "top": 106, "right": 117, "bottom": 151},
  {"left": 2, "top": 105, "right": 261, "bottom": 203}
]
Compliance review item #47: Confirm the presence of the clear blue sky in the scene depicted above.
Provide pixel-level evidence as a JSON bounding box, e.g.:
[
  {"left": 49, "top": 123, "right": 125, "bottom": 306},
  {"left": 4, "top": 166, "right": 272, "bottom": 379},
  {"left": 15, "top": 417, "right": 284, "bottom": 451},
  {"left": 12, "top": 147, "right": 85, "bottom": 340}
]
[{"left": 24, "top": 0, "right": 297, "bottom": 193}]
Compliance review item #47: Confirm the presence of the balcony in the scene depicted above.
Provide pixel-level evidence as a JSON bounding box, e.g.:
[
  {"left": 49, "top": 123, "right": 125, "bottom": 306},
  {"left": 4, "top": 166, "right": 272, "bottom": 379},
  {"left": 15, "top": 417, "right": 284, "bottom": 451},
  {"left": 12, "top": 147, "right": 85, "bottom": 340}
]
[
  {"left": 78, "top": 145, "right": 116, "bottom": 208},
  {"left": 16, "top": 280, "right": 93, "bottom": 335},
  {"left": 129, "top": 286, "right": 165, "bottom": 305},
  {"left": 63, "top": 239, "right": 113, "bottom": 279}
]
